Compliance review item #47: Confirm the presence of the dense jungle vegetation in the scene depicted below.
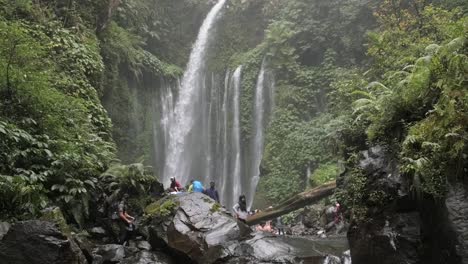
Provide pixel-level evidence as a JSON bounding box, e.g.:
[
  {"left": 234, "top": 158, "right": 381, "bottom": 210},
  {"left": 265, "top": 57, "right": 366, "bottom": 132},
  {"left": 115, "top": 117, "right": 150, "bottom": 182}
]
[{"left": 0, "top": 0, "right": 466, "bottom": 230}]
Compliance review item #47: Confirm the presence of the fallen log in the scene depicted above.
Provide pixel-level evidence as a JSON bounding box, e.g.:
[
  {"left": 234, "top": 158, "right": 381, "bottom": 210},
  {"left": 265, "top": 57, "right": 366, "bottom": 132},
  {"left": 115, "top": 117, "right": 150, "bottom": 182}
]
[{"left": 246, "top": 180, "right": 336, "bottom": 226}]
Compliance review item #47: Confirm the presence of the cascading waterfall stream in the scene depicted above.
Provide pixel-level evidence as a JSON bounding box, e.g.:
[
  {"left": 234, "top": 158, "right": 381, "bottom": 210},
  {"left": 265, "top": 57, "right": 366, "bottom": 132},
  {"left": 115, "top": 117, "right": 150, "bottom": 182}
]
[
  {"left": 248, "top": 60, "right": 271, "bottom": 210},
  {"left": 219, "top": 70, "right": 230, "bottom": 206},
  {"left": 231, "top": 66, "right": 243, "bottom": 207},
  {"left": 163, "top": 0, "right": 227, "bottom": 187}
]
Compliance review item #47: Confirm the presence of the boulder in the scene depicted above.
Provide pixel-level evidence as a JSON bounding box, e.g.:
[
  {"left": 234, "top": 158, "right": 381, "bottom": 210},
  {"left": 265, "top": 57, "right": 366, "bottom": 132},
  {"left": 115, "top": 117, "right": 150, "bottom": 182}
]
[
  {"left": 0, "top": 220, "right": 87, "bottom": 264},
  {"left": 89, "top": 226, "right": 108, "bottom": 239},
  {"left": 92, "top": 244, "right": 126, "bottom": 263},
  {"left": 136, "top": 240, "right": 152, "bottom": 251},
  {"left": 302, "top": 204, "right": 327, "bottom": 229},
  {"left": 348, "top": 212, "right": 422, "bottom": 264},
  {"left": 143, "top": 192, "right": 243, "bottom": 263},
  {"left": 445, "top": 185, "right": 468, "bottom": 263}
]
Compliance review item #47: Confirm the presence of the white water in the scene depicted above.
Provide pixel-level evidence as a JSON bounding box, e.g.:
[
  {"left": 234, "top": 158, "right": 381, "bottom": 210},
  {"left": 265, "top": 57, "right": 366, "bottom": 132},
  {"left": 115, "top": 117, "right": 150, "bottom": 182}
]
[
  {"left": 163, "top": 0, "right": 227, "bottom": 187},
  {"left": 248, "top": 60, "right": 269, "bottom": 210},
  {"left": 231, "top": 66, "right": 243, "bottom": 207},
  {"left": 219, "top": 70, "right": 230, "bottom": 206}
]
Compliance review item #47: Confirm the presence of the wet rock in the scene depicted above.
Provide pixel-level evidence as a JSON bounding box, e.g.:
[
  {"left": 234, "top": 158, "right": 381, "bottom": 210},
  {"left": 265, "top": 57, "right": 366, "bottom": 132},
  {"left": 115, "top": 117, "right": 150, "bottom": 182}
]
[
  {"left": 0, "top": 220, "right": 87, "bottom": 264},
  {"left": 446, "top": 185, "right": 468, "bottom": 263},
  {"left": 137, "top": 240, "right": 152, "bottom": 250},
  {"left": 92, "top": 244, "right": 126, "bottom": 263},
  {"left": 348, "top": 212, "right": 421, "bottom": 264},
  {"left": 89, "top": 226, "right": 107, "bottom": 240},
  {"left": 302, "top": 204, "right": 327, "bottom": 229},
  {"left": 143, "top": 192, "right": 242, "bottom": 263},
  {"left": 120, "top": 250, "right": 174, "bottom": 264},
  {"left": 0, "top": 221, "right": 10, "bottom": 240}
]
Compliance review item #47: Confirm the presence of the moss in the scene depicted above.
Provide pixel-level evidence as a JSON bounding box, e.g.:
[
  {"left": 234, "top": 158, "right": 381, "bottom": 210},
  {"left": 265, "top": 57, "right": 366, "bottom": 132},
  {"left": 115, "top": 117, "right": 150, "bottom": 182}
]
[
  {"left": 145, "top": 198, "right": 180, "bottom": 218},
  {"left": 210, "top": 203, "right": 221, "bottom": 213}
]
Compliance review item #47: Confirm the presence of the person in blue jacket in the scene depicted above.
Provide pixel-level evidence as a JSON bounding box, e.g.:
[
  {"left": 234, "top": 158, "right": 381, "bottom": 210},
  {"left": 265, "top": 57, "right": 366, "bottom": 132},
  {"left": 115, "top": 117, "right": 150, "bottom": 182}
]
[{"left": 188, "top": 179, "right": 205, "bottom": 193}]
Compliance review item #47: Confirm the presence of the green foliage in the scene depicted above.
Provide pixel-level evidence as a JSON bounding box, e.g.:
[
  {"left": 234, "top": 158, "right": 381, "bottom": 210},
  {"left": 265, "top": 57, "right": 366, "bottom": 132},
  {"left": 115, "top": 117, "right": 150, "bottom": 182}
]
[
  {"left": 336, "top": 167, "right": 368, "bottom": 223},
  {"left": 0, "top": 5, "right": 116, "bottom": 221},
  {"left": 281, "top": 209, "right": 303, "bottom": 225},
  {"left": 100, "top": 163, "right": 157, "bottom": 196},
  {"left": 337, "top": 3, "right": 467, "bottom": 223},
  {"left": 100, "top": 22, "right": 182, "bottom": 80},
  {"left": 310, "top": 162, "right": 341, "bottom": 187}
]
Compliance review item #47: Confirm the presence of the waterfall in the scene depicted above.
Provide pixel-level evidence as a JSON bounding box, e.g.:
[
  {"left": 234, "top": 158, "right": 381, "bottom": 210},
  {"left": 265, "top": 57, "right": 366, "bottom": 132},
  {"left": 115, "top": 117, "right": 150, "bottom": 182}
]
[
  {"left": 248, "top": 60, "right": 273, "bottom": 210},
  {"left": 231, "top": 66, "right": 243, "bottom": 208},
  {"left": 219, "top": 70, "right": 230, "bottom": 206},
  {"left": 163, "top": 0, "right": 227, "bottom": 187},
  {"left": 153, "top": 0, "right": 275, "bottom": 210}
]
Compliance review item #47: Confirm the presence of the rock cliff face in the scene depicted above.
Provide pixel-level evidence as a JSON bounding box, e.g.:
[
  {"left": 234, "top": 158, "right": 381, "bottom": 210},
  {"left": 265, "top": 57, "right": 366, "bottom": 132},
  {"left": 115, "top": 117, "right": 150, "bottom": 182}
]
[{"left": 341, "top": 146, "right": 468, "bottom": 264}]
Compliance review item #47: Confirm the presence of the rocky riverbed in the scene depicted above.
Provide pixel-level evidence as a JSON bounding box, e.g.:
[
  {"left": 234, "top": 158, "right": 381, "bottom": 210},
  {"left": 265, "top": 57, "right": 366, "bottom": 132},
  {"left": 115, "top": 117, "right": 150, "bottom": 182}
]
[{"left": 0, "top": 192, "right": 350, "bottom": 264}]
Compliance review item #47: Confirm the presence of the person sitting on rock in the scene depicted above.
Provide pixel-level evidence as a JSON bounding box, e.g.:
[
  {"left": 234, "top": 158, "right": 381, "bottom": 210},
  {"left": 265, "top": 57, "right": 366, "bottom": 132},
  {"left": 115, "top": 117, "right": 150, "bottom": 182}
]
[
  {"left": 263, "top": 220, "right": 273, "bottom": 233},
  {"left": 233, "top": 195, "right": 248, "bottom": 223},
  {"left": 169, "top": 177, "right": 183, "bottom": 192},
  {"left": 116, "top": 193, "right": 135, "bottom": 245},
  {"left": 256, "top": 221, "right": 273, "bottom": 233},
  {"left": 204, "top": 181, "right": 220, "bottom": 203},
  {"left": 188, "top": 180, "right": 205, "bottom": 193}
]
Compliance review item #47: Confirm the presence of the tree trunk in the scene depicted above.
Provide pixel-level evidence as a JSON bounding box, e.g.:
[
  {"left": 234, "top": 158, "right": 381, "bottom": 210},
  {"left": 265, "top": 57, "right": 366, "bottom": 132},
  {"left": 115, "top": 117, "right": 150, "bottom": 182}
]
[{"left": 245, "top": 181, "right": 336, "bottom": 226}]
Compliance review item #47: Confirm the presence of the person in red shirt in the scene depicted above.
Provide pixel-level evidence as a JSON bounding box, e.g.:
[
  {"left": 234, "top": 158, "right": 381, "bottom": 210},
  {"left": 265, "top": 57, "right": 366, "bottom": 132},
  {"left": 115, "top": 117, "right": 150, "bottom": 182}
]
[{"left": 169, "top": 177, "right": 183, "bottom": 192}]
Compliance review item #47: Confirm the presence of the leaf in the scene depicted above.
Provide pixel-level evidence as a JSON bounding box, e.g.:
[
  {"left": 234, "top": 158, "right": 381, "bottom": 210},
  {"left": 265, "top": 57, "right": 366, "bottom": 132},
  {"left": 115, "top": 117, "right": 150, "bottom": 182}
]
[{"left": 44, "top": 149, "right": 53, "bottom": 158}]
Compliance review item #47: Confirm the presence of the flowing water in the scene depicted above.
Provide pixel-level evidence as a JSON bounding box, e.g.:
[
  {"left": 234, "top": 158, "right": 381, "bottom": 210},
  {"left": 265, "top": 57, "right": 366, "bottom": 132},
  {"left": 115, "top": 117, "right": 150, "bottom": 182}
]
[
  {"left": 155, "top": 0, "right": 275, "bottom": 210},
  {"left": 163, "top": 0, "right": 227, "bottom": 188},
  {"left": 230, "top": 66, "right": 242, "bottom": 207},
  {"left": 247, "top": 60, "right": 274, "bottom": 209}
]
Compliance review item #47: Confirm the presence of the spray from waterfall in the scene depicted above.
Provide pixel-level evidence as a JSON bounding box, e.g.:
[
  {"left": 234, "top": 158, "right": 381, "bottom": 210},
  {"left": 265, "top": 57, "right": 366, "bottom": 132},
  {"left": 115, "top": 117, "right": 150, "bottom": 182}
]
[{"left": 163, "top": 0, "right": 227, "bottom": 187}]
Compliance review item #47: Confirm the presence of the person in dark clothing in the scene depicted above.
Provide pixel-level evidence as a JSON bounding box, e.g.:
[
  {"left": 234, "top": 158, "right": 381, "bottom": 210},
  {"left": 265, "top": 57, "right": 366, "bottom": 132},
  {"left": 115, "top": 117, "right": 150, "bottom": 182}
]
[
  {"left": 276, "top": 217, "right": 285, "bottom": 235},
  {"left": 117, "top": 193, "right": 135, "bottom": 245},
  {"left": 205, "top": 181, "right": 220, "bottom": 203},
  {"left": 233, "top": 195, "right": 248, "bottom": 223}
]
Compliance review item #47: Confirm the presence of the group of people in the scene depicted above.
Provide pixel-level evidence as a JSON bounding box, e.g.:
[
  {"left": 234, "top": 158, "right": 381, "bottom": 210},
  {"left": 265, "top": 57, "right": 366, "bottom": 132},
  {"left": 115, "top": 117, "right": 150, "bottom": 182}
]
[
  {"left": 110, "top": 177, "right": 343, "bottom": 246},
  {"left": 168, "top": 177, "right": 220, "bottom": 202}
]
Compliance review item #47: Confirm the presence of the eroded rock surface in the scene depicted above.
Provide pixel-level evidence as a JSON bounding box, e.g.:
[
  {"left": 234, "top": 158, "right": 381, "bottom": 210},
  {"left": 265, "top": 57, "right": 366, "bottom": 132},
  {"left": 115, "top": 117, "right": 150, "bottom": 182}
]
[{"left": 0, "top": 220, "right": 87, "bottom": 264}]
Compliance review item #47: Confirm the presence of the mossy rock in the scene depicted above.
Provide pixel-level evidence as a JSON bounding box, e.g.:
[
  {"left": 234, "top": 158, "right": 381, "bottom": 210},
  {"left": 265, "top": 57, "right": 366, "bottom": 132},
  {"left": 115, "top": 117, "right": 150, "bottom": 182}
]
[{"left": 145, "top": 197, "right": 180, "bottom": 218}]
